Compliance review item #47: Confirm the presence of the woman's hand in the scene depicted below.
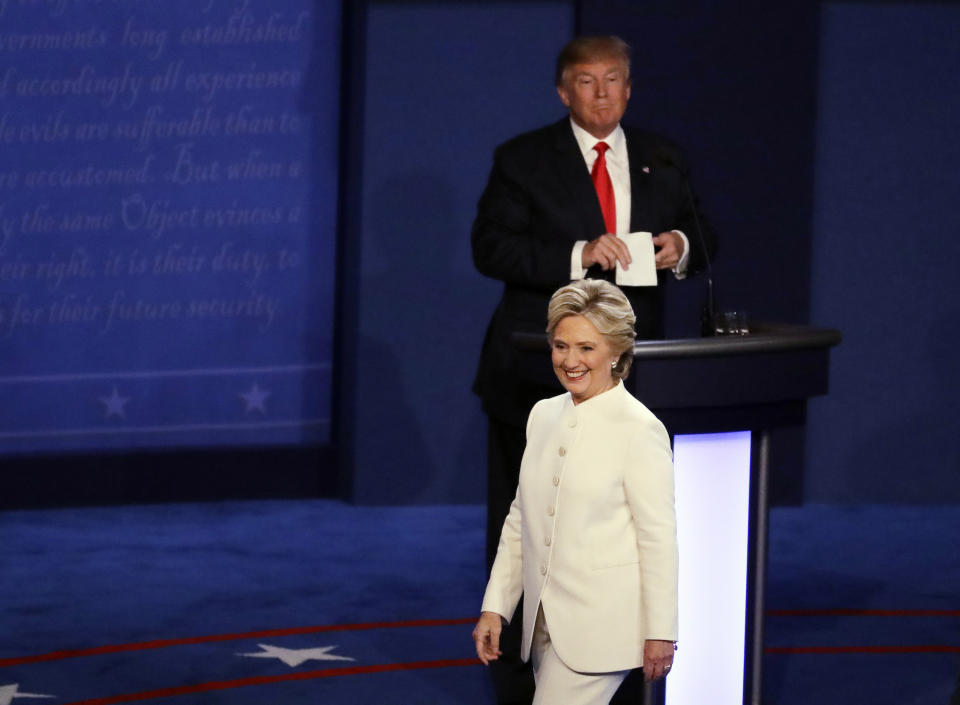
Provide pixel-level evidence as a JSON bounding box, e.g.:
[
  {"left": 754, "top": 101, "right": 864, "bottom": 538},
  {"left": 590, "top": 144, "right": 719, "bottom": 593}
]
[
  {"left": 472, "top": 611, "right": 504, "bottom": 665},
  {"left": 643, "top": 639, "right": 675, "bottom": 681}
]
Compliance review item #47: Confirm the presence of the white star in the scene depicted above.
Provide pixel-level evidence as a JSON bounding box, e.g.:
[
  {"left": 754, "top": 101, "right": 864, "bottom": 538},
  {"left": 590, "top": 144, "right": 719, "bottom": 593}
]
[
  {"left": 237, "top": 643, "right": 355, "bottom": 667},
  {"left": 98, "top": 386, "right": 130, "bottom": 419},
  {"left": 0, "top": 684, "right": 56, "bottom": 705},
  {"left": 239, "top": 383, "right": 270, "bottom": 414}
]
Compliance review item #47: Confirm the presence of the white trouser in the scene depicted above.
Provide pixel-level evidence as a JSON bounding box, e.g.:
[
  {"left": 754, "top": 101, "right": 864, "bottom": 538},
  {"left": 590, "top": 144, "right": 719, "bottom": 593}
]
[{"left": 530, "top": 605, "right": 630, "bottom": 705}]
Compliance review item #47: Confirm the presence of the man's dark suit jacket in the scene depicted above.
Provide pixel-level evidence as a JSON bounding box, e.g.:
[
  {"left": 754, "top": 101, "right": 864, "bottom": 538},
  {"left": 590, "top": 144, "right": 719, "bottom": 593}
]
[{"left": 472, "top": 118, "right": 716, "bottom": 427}]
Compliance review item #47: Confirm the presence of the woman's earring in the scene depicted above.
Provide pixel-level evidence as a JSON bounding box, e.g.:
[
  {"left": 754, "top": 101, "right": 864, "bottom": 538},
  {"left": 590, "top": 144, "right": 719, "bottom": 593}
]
[{"left": 611, "top": 360, "right": 617, "bottom": 368}]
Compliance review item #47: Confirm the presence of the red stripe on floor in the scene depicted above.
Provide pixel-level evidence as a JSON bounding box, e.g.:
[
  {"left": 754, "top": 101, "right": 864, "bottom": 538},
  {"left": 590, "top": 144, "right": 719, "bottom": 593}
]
[
  {"left": 766, "top": 645, "right": 960, "bottom": 654},
  {"left": 767, "top": 608, "right": 960, "bottom": 617},
  {"left": 0, "top": 618, "right": 476, "bottom": 668},
  {"left": 56, "top": 658, "right": 480, "bottom": 705}
]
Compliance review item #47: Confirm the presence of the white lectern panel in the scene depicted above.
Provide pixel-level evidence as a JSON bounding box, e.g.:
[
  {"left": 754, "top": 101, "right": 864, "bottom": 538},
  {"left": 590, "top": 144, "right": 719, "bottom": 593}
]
[{"left": 667, "top": 431, "right": 752, "bottom": 705}]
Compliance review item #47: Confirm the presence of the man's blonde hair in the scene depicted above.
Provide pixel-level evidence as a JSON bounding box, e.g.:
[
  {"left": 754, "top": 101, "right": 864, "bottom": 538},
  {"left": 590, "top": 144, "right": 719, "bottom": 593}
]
[{"left": 555, "top": 35, "right": 632, "bottom": 87}]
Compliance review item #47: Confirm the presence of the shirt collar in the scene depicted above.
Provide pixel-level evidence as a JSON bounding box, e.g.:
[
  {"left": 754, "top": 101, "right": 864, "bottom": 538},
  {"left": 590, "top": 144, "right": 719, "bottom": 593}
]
[{"left": 569, "top": 118, "right": 625, "bottom": 160}]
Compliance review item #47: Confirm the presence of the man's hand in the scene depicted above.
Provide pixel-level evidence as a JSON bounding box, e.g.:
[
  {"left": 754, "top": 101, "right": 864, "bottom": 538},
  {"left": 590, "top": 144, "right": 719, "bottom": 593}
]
[
  {"left": 582, "top": 233, "right": 632, "bottom": 271},
  {"left": 643, "top": 639, "right": 676, "bottom": 681},
  {"left": 653, "top": 231, "right": 685, "bottom": 270},
  {"left": 472, "top": 611, "right": 504, "bottom": 665}
]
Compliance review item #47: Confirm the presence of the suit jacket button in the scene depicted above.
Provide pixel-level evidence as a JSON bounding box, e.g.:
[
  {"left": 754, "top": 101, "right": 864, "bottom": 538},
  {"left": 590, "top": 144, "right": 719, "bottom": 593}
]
[
  {"left": 558, "top": 447, "right": 566, "bottom": 456},
  {"left": 552, "top": 476, "right": 560, "bottom": 486},
  {"left": 547, "top": 506, "right": 555, "bottom": 516},
  {"left": 544, "top": 536, "right": 552, "bottom": 546},
  {"left": 540, "top": 564, "right": 547, "bottom": 575}
]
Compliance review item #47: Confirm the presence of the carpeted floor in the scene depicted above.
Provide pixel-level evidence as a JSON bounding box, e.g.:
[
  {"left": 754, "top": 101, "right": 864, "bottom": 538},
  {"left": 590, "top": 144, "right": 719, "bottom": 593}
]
[{"left": 1, "top": 501, "right": 958, "bottom": 704}]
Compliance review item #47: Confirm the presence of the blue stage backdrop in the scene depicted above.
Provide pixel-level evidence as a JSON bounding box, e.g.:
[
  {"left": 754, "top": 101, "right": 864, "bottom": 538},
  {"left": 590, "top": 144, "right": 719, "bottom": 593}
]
[{"left": 0, "top": 0, "right": 340, "bottom": 453}]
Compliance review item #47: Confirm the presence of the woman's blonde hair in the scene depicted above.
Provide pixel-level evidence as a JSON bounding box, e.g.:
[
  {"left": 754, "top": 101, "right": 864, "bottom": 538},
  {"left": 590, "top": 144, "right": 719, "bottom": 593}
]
[{"left": 546, "top": 279, "right": 636, "bottom": 379}]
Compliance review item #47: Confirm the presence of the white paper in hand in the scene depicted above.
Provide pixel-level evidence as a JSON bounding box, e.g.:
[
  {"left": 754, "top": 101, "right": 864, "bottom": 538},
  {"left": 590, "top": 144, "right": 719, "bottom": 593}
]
[{"left": 615, "top": 232, "right": 657, "bottom": 287}]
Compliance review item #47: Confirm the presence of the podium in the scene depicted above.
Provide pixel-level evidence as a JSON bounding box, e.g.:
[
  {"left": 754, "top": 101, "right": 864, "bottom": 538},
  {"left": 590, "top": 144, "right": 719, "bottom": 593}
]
[{"left": 513, "top": 323, "right": 841, "bottom": 705}]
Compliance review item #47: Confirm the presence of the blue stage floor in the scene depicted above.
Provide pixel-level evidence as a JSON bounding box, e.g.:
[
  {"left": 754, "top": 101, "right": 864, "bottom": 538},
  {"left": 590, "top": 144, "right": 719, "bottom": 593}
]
[{"left": 1, "top": 501, "right": 958, "bottom": 704}]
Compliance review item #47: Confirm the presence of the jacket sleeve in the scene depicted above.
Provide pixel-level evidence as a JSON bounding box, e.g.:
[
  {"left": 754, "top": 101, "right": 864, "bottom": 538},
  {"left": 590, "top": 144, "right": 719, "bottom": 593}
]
[
  {"left": 480, "top": 487, "right": 523, "bottom": 622},
  {"left": 623, "top": 415, "right": 679, "bottom": 641},
  {"left": 471, "top": 144, "right": 578, "bottom": 291},
  {"left": 479, "top": 401, "right": 541, "bottom": 621}
]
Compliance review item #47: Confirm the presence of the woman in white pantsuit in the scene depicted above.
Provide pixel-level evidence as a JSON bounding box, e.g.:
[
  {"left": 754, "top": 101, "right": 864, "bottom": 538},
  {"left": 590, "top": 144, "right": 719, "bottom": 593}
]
[{"left": 473, "top": 280, "right": 678, "bottom": 704}]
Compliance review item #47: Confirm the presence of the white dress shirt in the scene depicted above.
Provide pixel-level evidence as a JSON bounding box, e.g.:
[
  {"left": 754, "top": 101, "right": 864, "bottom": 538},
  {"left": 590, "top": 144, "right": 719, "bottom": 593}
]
[{"left": 567, "top": 118, "right": 690, "bottom": 281}]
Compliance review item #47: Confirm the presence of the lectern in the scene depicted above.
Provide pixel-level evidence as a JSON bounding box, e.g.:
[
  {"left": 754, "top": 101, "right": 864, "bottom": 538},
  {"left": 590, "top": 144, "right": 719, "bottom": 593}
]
[{"left": 514, "top": 323, "right": 841, "bottom": 705}]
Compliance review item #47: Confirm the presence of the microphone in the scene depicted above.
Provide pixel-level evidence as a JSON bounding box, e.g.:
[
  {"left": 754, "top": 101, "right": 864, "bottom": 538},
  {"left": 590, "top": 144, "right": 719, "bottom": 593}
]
[{"left": 653, "top": 148, "right": 718, "bottom": 336}]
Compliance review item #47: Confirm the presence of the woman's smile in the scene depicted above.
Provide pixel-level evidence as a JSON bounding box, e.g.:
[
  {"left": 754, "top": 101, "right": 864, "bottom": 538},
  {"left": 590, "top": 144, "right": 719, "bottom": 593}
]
[{"left": 551, "top": 315, "right": 617, "bottom": 404}]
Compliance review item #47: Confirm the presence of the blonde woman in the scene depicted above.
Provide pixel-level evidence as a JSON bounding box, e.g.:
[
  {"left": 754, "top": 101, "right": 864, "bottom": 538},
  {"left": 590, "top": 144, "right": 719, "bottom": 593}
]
[{"left": 473, "top": 279, "right": 678, "bottom": 705}]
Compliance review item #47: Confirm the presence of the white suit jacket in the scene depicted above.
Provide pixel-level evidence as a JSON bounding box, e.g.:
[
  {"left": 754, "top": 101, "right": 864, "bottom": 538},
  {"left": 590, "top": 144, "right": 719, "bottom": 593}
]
[{"left": 481, "top": 381, "right": 678, "bottom": 673}]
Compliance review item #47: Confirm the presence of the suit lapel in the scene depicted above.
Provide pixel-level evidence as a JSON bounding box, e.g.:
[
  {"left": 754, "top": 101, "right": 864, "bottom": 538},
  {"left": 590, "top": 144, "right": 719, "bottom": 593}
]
[{"left": 551, "top": 120, "right": 606, "bottom": 238}]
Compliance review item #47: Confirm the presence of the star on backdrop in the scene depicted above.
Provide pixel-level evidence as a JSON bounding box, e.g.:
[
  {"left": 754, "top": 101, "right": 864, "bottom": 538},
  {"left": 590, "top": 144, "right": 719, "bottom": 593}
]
[
  {"left": 239, "top": 383, "right": 270, "bottom": 414},
  {"left": 237, "top": 643, "right": 355, "bottom": 667},
  {"left": 0, "top": 684, "right": 55, "bottom": 705},
  {"left": 98, "top": 386, "right": 130, "bottom": 419}
]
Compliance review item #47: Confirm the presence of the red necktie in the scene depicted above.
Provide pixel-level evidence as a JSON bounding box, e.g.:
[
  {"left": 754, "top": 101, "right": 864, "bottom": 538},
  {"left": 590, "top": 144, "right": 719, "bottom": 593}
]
[{"left": 591, "top": 141, "right": 616, "bottom": 234}]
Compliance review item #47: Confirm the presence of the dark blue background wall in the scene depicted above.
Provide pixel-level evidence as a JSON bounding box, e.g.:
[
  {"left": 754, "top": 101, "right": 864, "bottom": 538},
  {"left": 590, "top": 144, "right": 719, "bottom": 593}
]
[{"left": 805, "top": 3, "right": 960, "bottom": 503}]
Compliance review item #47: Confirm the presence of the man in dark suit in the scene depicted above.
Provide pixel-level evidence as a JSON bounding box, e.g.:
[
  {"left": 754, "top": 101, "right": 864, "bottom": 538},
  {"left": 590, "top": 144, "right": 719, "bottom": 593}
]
[{"left": 471, "top": 35, "right": 716, "bottom": 705}]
